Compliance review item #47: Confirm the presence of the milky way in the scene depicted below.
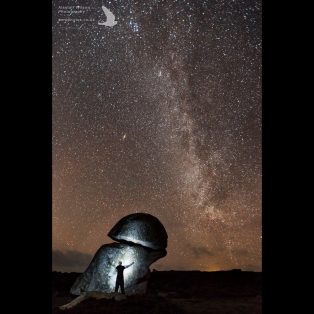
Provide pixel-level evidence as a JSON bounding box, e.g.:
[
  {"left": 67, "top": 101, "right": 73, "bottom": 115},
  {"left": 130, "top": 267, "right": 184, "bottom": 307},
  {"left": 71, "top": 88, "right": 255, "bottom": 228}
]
[{"left": 52, "top": 0, "right": 261, "bottom": 272}]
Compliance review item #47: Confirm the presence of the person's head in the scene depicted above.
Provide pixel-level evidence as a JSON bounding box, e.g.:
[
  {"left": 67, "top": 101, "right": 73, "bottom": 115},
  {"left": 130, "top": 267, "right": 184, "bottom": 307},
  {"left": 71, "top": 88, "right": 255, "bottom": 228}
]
[{"left": 119, "top": 261, "right": 122, "bottom": 265}]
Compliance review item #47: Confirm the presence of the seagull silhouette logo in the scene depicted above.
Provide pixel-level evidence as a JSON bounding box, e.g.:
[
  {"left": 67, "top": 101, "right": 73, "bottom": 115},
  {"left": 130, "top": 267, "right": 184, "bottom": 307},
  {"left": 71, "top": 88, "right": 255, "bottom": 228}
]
[{"left": 98, "top": 6, "right": 117, "bottom": 27}]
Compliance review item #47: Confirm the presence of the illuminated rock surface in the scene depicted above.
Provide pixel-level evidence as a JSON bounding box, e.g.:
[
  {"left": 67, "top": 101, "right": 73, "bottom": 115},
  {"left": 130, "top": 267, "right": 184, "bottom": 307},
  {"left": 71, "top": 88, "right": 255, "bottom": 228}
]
[
  {"left": 108, "top": 213, "right": 168, "bottom": 250},
  {"left": 70, "top": 213, "right": 168, "bottom": 295}
]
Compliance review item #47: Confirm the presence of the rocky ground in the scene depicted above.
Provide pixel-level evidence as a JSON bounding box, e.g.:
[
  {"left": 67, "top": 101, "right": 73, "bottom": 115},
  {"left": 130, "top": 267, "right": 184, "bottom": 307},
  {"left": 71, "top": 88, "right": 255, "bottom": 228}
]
[{"left": 52, "top": 270, "right": 261, "bottom": 314}]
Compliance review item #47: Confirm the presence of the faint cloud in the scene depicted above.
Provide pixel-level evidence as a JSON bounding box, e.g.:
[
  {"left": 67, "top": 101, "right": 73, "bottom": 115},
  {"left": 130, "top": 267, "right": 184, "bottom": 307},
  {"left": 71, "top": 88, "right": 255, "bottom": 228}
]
[
  {"left": 232, "top": 248, "right": 250, "bottom": 257},
  {"left": 190, "top": 246, "right": 215, "bottom": 258},
  {"left": 52, "top": 250, "right": 93, "bottom": 272},
  {"left": 241, "top": 263, "right": 260, "bottom": 272}
]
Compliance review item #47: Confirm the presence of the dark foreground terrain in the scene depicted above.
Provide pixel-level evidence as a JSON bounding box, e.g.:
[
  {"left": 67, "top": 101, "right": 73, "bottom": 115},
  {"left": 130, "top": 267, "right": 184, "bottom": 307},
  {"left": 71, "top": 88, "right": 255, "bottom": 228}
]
[{"left": 52, "top": 270, "right": 261, "bottom": 314}]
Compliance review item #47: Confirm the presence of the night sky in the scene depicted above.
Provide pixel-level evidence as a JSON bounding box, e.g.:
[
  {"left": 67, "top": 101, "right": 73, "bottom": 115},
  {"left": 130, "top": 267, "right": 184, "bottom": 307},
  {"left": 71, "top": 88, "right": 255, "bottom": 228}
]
[{"left": 52, "top": 0, "right": 261, "bottom": 273}]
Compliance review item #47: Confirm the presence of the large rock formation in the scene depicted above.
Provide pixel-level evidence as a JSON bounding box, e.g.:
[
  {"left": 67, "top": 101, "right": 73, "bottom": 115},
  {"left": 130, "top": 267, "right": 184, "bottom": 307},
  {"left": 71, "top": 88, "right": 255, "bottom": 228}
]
[
  {"left": 70, "top": 213, "right": 167, "bottom": 296},
  {"left": 108, "top": 213, "right": 168, "bottom": 250}
]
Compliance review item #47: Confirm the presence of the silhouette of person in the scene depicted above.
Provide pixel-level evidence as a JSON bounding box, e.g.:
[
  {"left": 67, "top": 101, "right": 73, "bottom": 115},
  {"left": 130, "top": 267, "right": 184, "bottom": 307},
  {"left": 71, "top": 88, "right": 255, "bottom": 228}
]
[{"left": 115, "top": 261, "right": 134, "bottom": 294}]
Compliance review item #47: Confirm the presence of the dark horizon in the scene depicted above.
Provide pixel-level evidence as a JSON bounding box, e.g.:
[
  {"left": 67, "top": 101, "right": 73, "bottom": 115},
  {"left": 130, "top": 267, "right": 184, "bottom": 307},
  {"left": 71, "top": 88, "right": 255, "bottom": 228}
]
[{"left": 52, "top": 268, "right": 261, "bottom": 274}]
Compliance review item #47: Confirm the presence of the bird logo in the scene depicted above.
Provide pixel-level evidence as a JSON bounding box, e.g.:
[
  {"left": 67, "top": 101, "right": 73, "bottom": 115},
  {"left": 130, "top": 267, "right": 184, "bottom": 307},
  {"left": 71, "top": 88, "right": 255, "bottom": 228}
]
[{"left": 98, "top": 6, "right": 117, "bottom": 27}]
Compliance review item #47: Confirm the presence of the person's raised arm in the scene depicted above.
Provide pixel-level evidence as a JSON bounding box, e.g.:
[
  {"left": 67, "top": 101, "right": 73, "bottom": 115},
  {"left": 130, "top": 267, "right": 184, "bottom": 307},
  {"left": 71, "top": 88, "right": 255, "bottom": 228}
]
[{"left": 125, "top": 262, "right": 134, "bottom": 268}]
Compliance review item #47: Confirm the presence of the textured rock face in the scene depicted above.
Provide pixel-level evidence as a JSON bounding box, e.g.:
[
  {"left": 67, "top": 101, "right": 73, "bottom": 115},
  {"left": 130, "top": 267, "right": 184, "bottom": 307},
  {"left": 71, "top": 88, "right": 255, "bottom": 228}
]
[
  {"left": 70, "top": 213, "right": 168, "bottom": 296},
  {"left": 70, "top": 242, "right": 166, "bottom": 295},
  {"left": 108, "top": 213, "right": 168, "bottom": 250}
]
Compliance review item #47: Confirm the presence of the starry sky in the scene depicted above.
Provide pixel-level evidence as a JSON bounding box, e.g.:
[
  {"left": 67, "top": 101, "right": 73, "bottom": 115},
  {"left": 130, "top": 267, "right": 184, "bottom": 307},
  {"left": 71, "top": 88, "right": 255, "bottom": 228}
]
[{"left": 52, "top": 0, "right": 261, "bottom": 273}]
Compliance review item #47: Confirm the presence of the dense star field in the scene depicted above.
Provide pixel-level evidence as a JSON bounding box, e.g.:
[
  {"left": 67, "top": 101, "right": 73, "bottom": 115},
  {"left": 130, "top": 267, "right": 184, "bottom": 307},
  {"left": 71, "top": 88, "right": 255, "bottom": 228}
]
[{"left": 52, "top": 0, "right": 261, "bottom": 272}]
